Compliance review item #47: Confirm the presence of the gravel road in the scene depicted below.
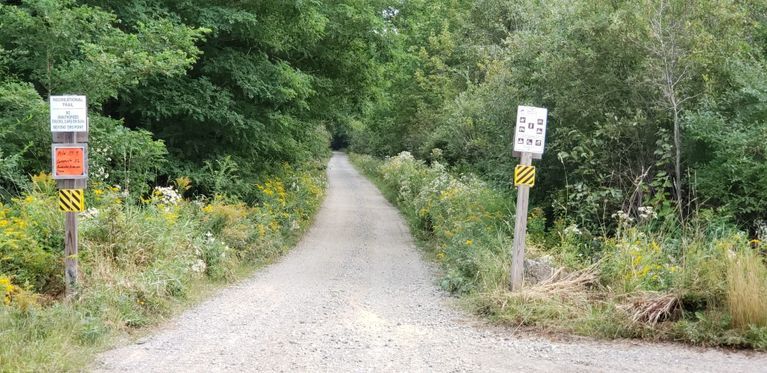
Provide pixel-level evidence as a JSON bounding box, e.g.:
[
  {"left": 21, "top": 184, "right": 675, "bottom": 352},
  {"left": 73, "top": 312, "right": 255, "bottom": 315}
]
[{"left": 94, "top": 152, "right": 767, "bottom": 372}]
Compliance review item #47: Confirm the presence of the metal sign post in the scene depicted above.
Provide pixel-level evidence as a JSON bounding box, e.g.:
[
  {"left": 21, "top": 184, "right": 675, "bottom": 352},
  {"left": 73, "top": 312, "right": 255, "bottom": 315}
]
[
  {"left": 50, "top": 95, "right": 88, "bottom": 297},
  {"left": 510, "top": 105, "right": 548, "bottom": 291}
]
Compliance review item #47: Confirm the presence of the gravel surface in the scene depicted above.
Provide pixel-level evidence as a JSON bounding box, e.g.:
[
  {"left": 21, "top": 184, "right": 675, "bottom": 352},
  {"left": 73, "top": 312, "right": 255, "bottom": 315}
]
[{"left": 94, "top": 152, "right": 767, "bottom": 372}]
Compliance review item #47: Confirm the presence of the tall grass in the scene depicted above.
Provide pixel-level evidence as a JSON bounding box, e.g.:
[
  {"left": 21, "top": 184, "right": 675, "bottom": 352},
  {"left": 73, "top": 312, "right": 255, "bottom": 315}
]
[{"left": 727, "top": 249, "right": 767, "bottom": 328}]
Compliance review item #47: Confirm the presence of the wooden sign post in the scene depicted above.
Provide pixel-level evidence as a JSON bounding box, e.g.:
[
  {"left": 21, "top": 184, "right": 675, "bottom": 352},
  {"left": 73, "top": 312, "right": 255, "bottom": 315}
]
[
  {"left": 50, "top": 95, "right": 88, "bottom": 297},
  {"left": 510, "top": 105, "right": 548, "bottom": 291}
]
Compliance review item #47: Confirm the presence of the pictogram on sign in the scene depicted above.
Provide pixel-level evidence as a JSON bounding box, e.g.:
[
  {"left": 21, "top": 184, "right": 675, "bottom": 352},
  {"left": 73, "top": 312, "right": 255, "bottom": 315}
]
[
  {"left": 59, "top": 189, "right": 85, "bottom": 212},
  {"left": 513, "top": 105, "right": 548, "bottom": 155},
  {"left": 514, "top": 165, "right": 536, "bottom": 187}
]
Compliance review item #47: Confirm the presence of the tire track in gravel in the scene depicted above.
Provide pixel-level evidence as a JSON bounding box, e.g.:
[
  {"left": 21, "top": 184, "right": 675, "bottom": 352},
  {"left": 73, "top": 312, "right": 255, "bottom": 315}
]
[{"left": 94, "top": 152, "right": 767, "bottom": 372}]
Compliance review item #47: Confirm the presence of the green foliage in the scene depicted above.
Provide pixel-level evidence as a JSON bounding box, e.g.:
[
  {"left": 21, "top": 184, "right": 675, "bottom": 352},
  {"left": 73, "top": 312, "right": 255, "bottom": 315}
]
[
  {"left": 89, "top": 117, "right": 168, "bottom": 198},
  {"left": 0, "top": 0, "right": 202, "bottom": 202},
  {"left": 0, "top": 176, "right": 62, "bottom": 294},
  {"left": 0, "top": 149, "right": 27, "bottom": 199},
  {"left": 352, "top": 0, "right": 767, "bottom": 231},
  {"left": 350, "top": 4, "right": 767, "bottom": 349},
  {"left": 3, "top": 0, "right": 767, "bottom": 358},
  {"left": 198, "top": 156, "right": 241, "bottom": 198},
  {"left": 1, "top": 0, "right": 352, "bottom": 200},
  {"left": 0, "top": 0, "right": 203, "bottom": 105},
  {"left": 0, "top": 80, "right": 49, "bottom": 195},
  {"left": 687, "top": 58, "right": 767, "bottom": 224},
  {"left": 90, "top": 0, "right": 367, "bottom": 175}
]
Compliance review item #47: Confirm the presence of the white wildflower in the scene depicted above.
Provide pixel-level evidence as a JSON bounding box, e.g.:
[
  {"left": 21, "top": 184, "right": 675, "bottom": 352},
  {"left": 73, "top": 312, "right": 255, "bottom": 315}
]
[
  {"left": 756, "top": 221, "right": 767, "bottom": 242},
  {"left": 81, "top": 208, "right": 100, "bottom": 220},
  {"left": 153, "top": 186, "right": 182, "bottom": 205},
  {"left": 191, "top": 259, "right": 207, "bottom": 273},
  {"left": 638, "top": 206, "right": 658, "bottom": 221},
  {"left": 564, "top": 224, "right": 582, "bottom": 236},
  {"left": 612, "top": 210, "right": 634, "bottom": 224},
  {"left": 204, "top": 231, "right": 215, "bottom": 243}
]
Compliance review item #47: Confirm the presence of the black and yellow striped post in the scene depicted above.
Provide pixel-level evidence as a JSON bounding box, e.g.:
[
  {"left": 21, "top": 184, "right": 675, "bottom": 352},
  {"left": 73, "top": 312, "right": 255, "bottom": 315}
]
[
  {"left": 59, "top": 189, "right": 85, "bottom": 212},
  {"left": 59, "top": 188, "right": 84, "bottom": 297},
  {"left": 514, "top": 165, "right": 536, "bottom": 187}
]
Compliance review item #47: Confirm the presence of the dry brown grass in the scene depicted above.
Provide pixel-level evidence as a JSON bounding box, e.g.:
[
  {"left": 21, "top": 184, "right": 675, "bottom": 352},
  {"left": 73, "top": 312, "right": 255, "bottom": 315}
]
[
  {"left": 483, "top": 263, "right": 599, "bottom": 308},
  {"left": 518, "top": 263, "right": 599, "bottom": 298},
  {"left": 618, "top": 292, "right": 680, "bottom": 324},
  {"left": 467, "top": 263, "right": 602, "bottom": 333},
  {"left": 726, "top": 250, "right": 767, "bottom": 328}
]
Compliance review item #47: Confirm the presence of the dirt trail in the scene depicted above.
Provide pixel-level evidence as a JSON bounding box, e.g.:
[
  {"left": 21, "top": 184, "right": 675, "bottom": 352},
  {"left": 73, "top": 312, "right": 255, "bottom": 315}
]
[{"left": 94, "top": 152, "right": 767, "bottom": 372}]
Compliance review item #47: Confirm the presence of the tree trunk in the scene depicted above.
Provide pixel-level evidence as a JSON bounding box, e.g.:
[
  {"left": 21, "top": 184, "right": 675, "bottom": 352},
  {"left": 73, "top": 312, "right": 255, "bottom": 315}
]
[{"left": 673, "top": 107, "right": 683, "bottom": 222}]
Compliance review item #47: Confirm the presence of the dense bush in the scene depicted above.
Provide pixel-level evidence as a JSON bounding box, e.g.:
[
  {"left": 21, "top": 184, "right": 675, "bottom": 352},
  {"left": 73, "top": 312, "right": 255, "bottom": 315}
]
[
  {"left": 0, "top": 0, "right": 381, "bottom": 200},
  {"left": 376, "top": 152, "right": 512, "bottom": 293}
]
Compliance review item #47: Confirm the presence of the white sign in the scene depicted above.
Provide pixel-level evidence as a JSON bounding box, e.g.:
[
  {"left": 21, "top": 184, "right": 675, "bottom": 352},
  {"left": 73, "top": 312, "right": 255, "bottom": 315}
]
[
  {"left": 513, "top": 105, "right": 548, "bottom": 154},
  {"left": 50, "top": 95, "right": 87, "bottom": 132}
]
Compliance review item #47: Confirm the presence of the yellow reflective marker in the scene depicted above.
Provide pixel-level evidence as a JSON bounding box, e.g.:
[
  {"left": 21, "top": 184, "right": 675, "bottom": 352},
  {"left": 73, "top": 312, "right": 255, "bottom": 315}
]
[
  {"left": 59, "top": 189, "right": 85, "bottom": 212},
  {"left": 514, "top": 165, "right": 535, "bottom": 187}
]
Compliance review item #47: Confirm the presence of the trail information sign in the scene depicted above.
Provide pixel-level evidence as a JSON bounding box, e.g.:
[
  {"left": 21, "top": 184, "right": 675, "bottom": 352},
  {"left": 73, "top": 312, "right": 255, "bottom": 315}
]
[
  {"left": 52, "top": 144, "right": 88, "bottom": 179},
  {"left": 50, "top": 95, "right": 87, "bottom": 132},
  {"left": 513, "top": 105, "right": 548, "bottom": 155}
]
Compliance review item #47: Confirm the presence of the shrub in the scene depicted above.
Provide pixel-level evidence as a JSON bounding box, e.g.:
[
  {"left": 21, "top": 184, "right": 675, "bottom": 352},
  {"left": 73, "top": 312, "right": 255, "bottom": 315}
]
[
  {"left": 0, "top": 189, "right": 62, "bottom": 294},
  {"left": 0, "top": 80, "right": 49, "bottom": 191},
  {"left": 550, "top": 219, "right": 600, "bottom": 268},
  {"left": 379, "top": 151, "right": 431, "bottom": 206},
  {"left": 601, "top": 228, "right": 677, "bottom": 293},
  {"left": 372, "top": 151, "right": 512, "bottom": 293},
  {"left": 89, "top": 118, "right": 168, "bottom": 198}
]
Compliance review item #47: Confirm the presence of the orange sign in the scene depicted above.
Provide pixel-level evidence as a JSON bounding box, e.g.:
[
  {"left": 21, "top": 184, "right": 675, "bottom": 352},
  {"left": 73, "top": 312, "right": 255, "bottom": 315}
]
[{"left": 55, "top": 147, "right": 85, "bottom": 177}]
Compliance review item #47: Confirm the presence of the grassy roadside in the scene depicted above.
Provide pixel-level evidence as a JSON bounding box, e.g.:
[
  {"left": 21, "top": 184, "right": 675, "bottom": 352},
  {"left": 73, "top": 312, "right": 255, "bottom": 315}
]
[
  {"left": 0, "top": 160, "right": 328, "bottom": 372},
  {"left": 348, "top": 152, "right": 767, "bottom": 350}
]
